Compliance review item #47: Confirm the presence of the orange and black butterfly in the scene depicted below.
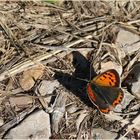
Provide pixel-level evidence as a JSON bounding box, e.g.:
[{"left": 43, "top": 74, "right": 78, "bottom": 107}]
[{"left": 87, "top": 69, "right": 124, "bottom": 113}]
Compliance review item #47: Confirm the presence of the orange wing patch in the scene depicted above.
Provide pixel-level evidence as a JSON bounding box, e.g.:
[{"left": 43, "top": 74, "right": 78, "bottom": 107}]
[
  {"left": 100, "top": 108, "right": 110, "bottom": 113},
  {"left": 99, "top": 92, "right": 123, "bottom": 113},
  {"left": 91, "top": 69, "right": 120, "bottom": 87},
  {"left": 87, "top": 83, "right": 96, "bottom": 102},
  {"left": 112, "top": 91, "right": 123, "bottom": 107}
]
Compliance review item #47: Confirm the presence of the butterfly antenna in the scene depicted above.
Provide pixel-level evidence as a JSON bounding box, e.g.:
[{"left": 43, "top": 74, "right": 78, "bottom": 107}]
[
  {"left": 75, "top": 77, "right": 89, "bottom": 82},
  {"left": 90, "top": 63, "right": 92, "bottom": 81},
  {"left": 90, "top": 56, "right": 94, "bottom": 81}
]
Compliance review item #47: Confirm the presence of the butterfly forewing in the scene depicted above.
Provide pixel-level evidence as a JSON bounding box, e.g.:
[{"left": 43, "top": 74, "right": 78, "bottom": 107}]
[{"left": 91, "top": 69, "right": 120, "bottom": 87}]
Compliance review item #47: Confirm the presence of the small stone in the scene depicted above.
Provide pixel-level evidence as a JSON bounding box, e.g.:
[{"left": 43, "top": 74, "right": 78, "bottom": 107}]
[
  {"left": 38, "top": 80, "right": 60, "bottom": 96},
  {"left": 91, "top": 128, "right": 122, "bottom": 139},
  {"left": 5, "top": 110, "right": 51, "bottom": 139},
  {"left": 116, "top": 28, "right": 140, "bottom": 55},
  {"left": 100, "top": 61, "right": 122, "bottom": 76}
]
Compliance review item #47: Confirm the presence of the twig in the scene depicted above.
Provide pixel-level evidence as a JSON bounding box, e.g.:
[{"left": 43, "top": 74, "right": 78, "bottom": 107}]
[{"left": 122, "top": 49, "right": 140, "bottom": 81}]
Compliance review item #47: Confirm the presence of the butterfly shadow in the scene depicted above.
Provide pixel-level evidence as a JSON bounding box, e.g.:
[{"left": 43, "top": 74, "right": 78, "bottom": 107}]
[{"left": 54, "top": 51, "right": 97, "bottom": 106}]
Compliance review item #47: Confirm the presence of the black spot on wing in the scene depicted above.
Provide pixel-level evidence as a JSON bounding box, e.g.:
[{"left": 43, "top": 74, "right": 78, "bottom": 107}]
[
  {"left": 109, "top": 82, "right": 112, "bottom": 86},
  {"left": 110, "top": 79, "right": 114, "bottom": 82},
  {"left": 103, "top": 75, "right": 107, "bottom": 78}
]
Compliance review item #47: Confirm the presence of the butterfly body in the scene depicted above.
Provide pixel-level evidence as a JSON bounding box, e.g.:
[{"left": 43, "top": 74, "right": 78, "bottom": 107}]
[{"left": 87, "top": 69, "right": 124, "bottom": 113}]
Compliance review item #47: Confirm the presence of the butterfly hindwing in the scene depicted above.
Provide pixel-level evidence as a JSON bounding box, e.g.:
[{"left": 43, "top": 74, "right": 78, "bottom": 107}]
[{"left": 91, "top": 69, "right": 120, "bottom": 87}]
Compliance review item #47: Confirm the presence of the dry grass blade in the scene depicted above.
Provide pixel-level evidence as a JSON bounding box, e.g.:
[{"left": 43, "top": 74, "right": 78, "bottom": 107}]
[
  {"left": 76, "top": 114, "right": 90, "bottom": 139},
  {"left": 118, "top": 22, "right": 140, "bottom": 36},
  {"left": 0, "top": 35, "right": 93, "bottom": 82},
  {"left": 0, "top": 16, "right": 24, "bottom": 54},
  {"left": 51, "top": 92, "right": 67, "bottom": 133},
  {"left": 122, "top": 49, "right": 140, "bottom": 81},
  {"left": 119, "top": 114, "right": 140, "bottom": 139}
]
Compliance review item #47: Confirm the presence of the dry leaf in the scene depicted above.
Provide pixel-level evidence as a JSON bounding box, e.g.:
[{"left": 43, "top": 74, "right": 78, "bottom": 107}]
[
  {"left": 9, "top": 96, "right": 33, "bottom": 109},
  {"left": 19, "top": 64, "right": 44, "bottom": 91}
]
